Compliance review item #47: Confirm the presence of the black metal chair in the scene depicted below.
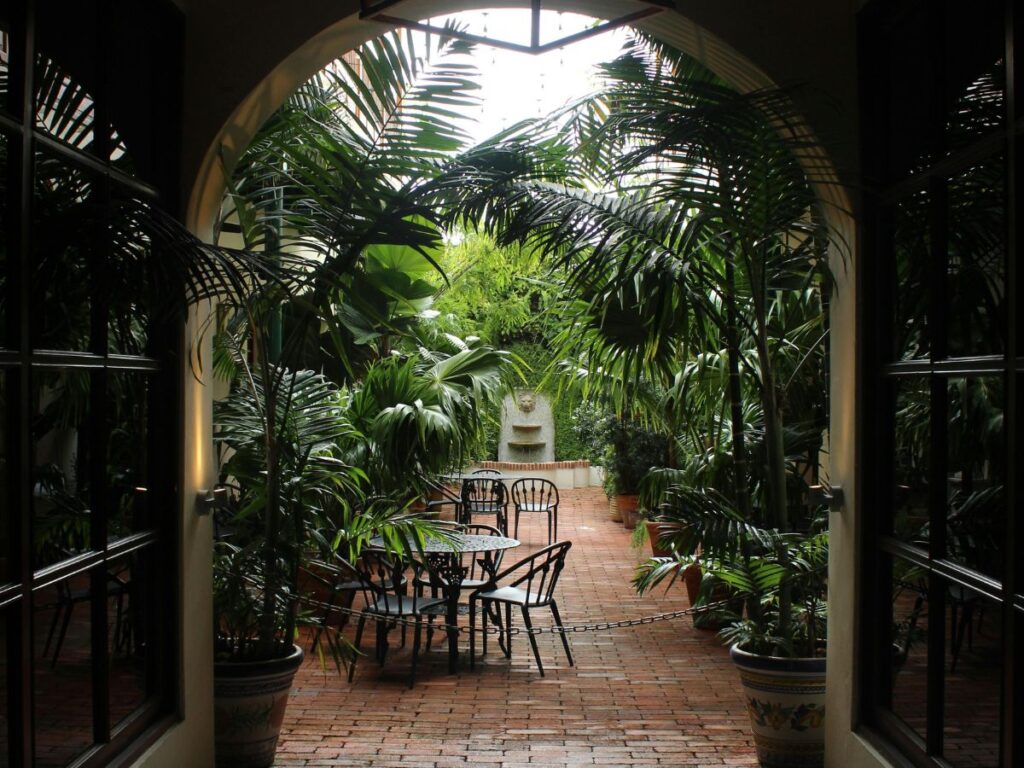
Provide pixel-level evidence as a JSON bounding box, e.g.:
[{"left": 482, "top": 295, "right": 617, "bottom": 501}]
[
  {"left": 469, "top": 540, "right": 573, "bottom": 676},
  {"left": 471, "top": 468, "right": 502, "bottom": 478},
  {"left": 509, "top": 477, "right": 559, "bottom": 544},
  {"left": 414, "top": 523, "right": 509, "bottom": 649},
  {"left": 460, "top": 477, "right": 508, "bottom": 534},
  {"left": 349, "top": 550, "right": 444, "bottom": 688},
  {"left": 45, "top": 569, "right": 130, "bottom": 667}
]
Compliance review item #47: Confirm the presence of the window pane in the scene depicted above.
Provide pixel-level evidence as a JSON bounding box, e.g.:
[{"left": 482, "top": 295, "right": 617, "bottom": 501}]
[
  {"left": 941, "top": 581, "right": 1002, "bottom": 766},
  {"left": 943, "top": 0, "right": 1005, "bottom": 154},
  {"left": 33, "top": 579, "right": 94, "bottom": 767},
  {"left": 947, "top": 155, "right": 1006, "bottom": 357},
  {"left": 107, "top": 193, "right": 152, "bottom": 356},
  {"left": 892, "top": 377, "right": 931, "bottom": 543},
  {"left": 109, "top": 550, "right": 154, "bottom": 729},
  {"left": 0, "top": 25, "right": 9, "bottom": 116},
  {"left": 883, "top": 0, "right": 937, "bottom": 182},
  {"left": 889, "top": 556, "right": 929, "bottom": 742},
  {"left": 0, "top": 608, "right": 9, "bottom": 768},
  {"left": 32, "top": 151, "right": 95, "bottom": 352},
  {"left": 0, "top": 130, "right": 8, "bottom": 347},
  {"left": 108, "top": 372, "right": 149, "bottom": 541},
  {"left": 946, "top": 377, "right": 1004, "bottom": 579},
  {"left": 892, "top": 191, "right": 930, "bottom": 361},
  {"left": 33, "top": 370, "right": 91, "bottom": 570},
  {"left": 34, "top": 2, "right": 104, "bottom": 158},
  {"left": 0, "top": 371, "right": 9, "bottom": 583}
]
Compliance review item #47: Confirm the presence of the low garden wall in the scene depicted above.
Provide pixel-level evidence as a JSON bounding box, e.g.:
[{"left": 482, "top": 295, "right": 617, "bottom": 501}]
[{"left": 471, "top": 459, "right": 604, "bottom": 489}]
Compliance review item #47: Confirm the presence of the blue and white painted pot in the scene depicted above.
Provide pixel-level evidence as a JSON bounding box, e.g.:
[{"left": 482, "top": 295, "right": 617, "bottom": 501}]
[
  {"left": 214, "top": 644, "right": 304, "bottom": 768},
  {"left": 730, "top": 645, "right": 826, "bottom": 768}
]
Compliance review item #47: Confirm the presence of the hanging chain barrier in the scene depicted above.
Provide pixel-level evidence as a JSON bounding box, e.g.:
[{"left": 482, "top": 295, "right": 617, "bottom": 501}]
[{"left": 297, "top": 592, "right": 735, "bottom": 638}]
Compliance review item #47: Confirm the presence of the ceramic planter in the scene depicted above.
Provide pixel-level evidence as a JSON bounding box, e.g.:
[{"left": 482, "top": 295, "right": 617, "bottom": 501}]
[
  {"left": 644, "top": 521, "right": 681, "bottom": 557},
  {"left": 730, "top": 645, "right": 826, "bottom": 768},
  {"left": 214, "top": 644, "right": 304, "bottom": 768},
  {"left": 617, "top": 494, "right": 639, "bottom": 529}
]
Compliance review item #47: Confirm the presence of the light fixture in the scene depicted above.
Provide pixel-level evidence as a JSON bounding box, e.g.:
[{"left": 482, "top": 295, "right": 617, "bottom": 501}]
[{"left": 360, "top": 1, "right": 674, "bottom": 55}]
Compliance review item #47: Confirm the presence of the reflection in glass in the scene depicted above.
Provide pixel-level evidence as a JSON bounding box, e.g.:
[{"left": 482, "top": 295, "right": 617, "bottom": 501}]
[
  {"left": 33, "top": 582, "right": 94, "bottom": 767},
  {"left": 947, "top": 155, "right": 1005, "bottom": 357},
  {"left": 0, "top": 373, "right": 8, "bottom": 583},
  {"left": 33, "top": 54, "right": 100, "bottom": 155},
  {"left": 943, "top": 0, "right": 1005, "bottom": 153},
  {"left": 0, "top": 608, "right": 8, "bottom": 767},
  {"left": 109, "top": 551, "right": 152, "bottom": 729},
  {"left": 0, "top": 27, "right": 9, "bottom": 115},
  {"left": 892, "top": 377, "right": 930, "bottom": 543},
  {"left": 892, "top": 190, "right": 930, "bottom": 361},
  {"left": 107, "top": 190, "right": 151, "bottom": 356},
  {"left": 883, "top": 0, "right": 935, "bottom": 182},
  {"left": 33, "top": 371, "right": 91, "bottom": 570},
  {"left": 942, "top": 582, "right": 1001, "bottom": 767},
  {"left": 0, "top": 130, "right": 7, "bottom": 346},
  {"left": 946, "top": 378, "right": 1004, "bottom": 579},
  {"left": 108, "top": 372, "right": 149, "bottom": 541},
  {"left": 889, "top": 557, "right": 929, "bottom": 741},
  {"left": 32, "top": 151, "right": 94, "bottom": 352}
]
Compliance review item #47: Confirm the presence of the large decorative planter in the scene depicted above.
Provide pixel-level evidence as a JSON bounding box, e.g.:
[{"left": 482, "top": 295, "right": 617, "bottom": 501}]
[
  {"left": 730, "top": 645, "right": 826, "bottom": 768},
  {"left": 608, "top": 494, "right": 622, "bottom": 523},
  {"left": 214, "top": 644, "right": 304, "bottom": 768},
  {"left": 644, "top": 521, "right": 682, "bottom": 557},
  {"left": 617, "top": 494, "right": 639, "bottom": 529}
]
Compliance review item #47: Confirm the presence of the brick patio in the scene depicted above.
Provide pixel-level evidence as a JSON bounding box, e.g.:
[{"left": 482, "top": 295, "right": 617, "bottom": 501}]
[{"left": 278, "top": 487, "right": 758, "bottom": 767}]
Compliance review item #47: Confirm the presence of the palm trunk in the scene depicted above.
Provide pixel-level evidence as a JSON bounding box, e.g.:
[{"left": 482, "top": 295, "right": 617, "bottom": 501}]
[{"left": 723, "top": 258, "right": 752, "bottom": 520}]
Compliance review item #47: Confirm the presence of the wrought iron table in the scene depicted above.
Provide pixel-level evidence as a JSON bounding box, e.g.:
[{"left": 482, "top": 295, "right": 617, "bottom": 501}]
[{"left": 368, "top": 532, "right": 520, "bottom": 673}]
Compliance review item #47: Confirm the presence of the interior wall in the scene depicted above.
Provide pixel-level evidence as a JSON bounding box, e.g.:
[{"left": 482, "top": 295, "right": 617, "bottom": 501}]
[{"left": 160, "top": 3, "right": 881, "bottom": 767}]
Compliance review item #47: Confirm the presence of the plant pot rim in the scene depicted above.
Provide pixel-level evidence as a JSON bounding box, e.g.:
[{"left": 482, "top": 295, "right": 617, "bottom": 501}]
[
  {"left": 215, "top": 643, "right": 304, "bottom": 676},
  {"left": 730, "top": 643, "right": 826, "bottom": 672}
]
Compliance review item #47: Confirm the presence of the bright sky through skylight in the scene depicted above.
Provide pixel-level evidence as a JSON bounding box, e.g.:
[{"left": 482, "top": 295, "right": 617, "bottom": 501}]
[{"left": 424, "top": 10, "right": 628, "bottom": 144}]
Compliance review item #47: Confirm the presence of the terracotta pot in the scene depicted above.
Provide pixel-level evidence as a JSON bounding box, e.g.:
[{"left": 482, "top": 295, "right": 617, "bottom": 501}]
[
  {"left": 730, "top": 645, "right": 826, "bottom": 767},
  {"left": 617, "top": 494, "right": 639, "bottom": 529},
  {"left": 214, "top": 644, "right": 304, "bottom": 768},
  {"left": 644, "top": 521, "right": 682, "bottom": 557},
  {"left": 682, "top": 563, "right": 703, "bottom": 606}
]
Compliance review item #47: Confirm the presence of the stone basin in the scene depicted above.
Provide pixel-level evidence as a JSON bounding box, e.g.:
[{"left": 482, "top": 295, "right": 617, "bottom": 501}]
[
  {"left": 507, "top": 441, "right": 547, "bottom": 449},
  {"left": 511, "top": 424, "right": 543, "bottom": 431}
]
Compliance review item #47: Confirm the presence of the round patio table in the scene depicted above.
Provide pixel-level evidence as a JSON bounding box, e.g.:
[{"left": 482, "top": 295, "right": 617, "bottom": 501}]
[{"left": 368, "top": 532, "right": 520, "bottom": 673}]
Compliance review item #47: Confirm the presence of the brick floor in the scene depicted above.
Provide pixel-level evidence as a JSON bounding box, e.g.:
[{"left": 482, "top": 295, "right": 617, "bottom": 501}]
[{"left": 277, "top": 487, "right": 758, "bottom": 767}]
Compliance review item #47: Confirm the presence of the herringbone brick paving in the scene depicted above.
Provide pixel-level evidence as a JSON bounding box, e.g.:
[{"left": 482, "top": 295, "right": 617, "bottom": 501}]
[{"left": 277, "top": 487, "right": 757, "bottom": 767}]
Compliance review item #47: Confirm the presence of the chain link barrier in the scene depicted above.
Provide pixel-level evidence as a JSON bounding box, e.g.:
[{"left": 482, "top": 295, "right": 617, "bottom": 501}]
[{"left": 299, "top": 592, "right": 735, "bottom": 638}]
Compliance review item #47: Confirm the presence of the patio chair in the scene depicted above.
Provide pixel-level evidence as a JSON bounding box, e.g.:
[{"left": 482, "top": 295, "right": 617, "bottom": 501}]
[
  {"left": 44, "top": 568, "right": 131, "bottom": 667},
  {"left": 469, "top": 540, "right": 573, "bottom": 676},
  {"left": 460, "top": 477, "right": 509, "bottom": 534},
  {"left": 414, "top": 523, "right": 509, "bottom": 648},
  {"left": 509, "top": 477, "right": 559, "bottom": 544},
  {"left": 471, "top": 468, "right": 502, "bottom": 478},
  {"left": 349, "top": 550, "right": 443, "bottom": 688}
]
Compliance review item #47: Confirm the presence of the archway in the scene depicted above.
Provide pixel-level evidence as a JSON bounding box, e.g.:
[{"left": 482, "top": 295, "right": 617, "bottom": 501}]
[{"left": 184, "top": 4, "right": 861, "bottom": 765}]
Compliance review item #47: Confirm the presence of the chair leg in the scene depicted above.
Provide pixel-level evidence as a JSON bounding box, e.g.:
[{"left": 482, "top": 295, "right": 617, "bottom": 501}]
[
  {"left": 553, "top": 509, "right": 557, "bottom": 543},
  {"left": 514, "top": 507, "right": 520, "bottom": 538},
  {"left": 348, "top": 615, "right": 367, "bottom": 682},
  {"left": 409, "top": 616, "right": 422, "bottom": 689},
  {"left": 470, "top": 599, "right": 477, "bottom": 669},
  {"left": 550, "top": 602, "right": 573, "bottom": 666},
  {"left": 504, "top": 604, "right": 513, "bottom": 658},
  {"left": 482, "top": 600, "right": 489, "bottom": 658},
  {"left": 521, "top": 605, "right": 544, "bottom": 676}
]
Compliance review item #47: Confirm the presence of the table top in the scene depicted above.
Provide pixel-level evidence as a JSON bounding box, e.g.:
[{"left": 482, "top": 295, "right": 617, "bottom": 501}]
[{"left": 369, "top": 532, "right": 520, "bottom": 554}]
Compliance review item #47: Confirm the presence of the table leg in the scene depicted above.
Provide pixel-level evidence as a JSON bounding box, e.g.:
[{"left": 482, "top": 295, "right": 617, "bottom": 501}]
[{"left": 426, "top": 553, "right": 467, "bottom": 674}]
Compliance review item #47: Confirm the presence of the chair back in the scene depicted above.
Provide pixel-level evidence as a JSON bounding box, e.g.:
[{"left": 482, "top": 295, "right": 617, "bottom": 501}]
[
  {"left": 355, "top": 550, "right": 417, "bottom": 616},
  {"left": 510, "top": 477, "right": 559, "bottom": 510},
  {"left": 461, "top": 523, "right": 508, "bottom": 582},
  {"left": 471, "top": 468, "right": 502, "bottom": 478},
  {"left": 461, "top": 477, "right": 507, "bottom": 524},
  {"left": 500, "top": 540, "right": 572, "bottom": 606}
]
